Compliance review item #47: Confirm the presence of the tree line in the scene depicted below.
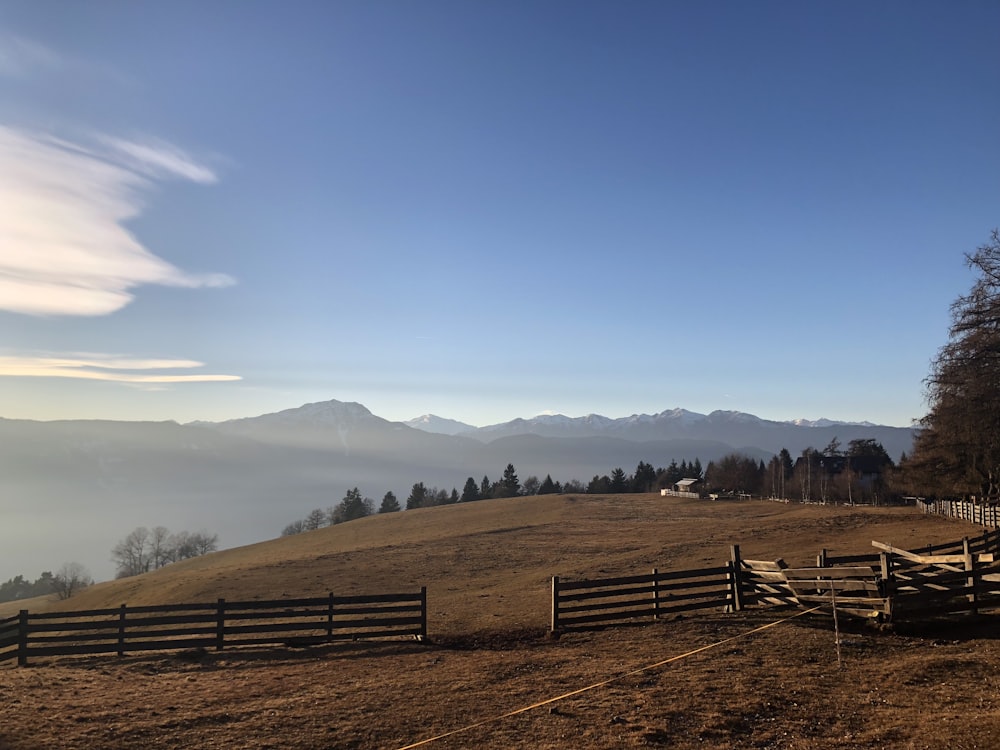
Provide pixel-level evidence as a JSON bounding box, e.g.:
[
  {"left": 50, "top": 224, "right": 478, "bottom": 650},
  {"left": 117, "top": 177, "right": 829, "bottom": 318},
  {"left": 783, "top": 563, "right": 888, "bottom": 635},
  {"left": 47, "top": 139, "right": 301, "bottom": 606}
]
[
  {"left": 0, "top": 562, "right": 94, "bottom": 603},
  {"left": 281, "top": 460, "right": 707, "bottom": 534},
  {"left": 703, "top": 439, "right": 897, "bottom": 504}
]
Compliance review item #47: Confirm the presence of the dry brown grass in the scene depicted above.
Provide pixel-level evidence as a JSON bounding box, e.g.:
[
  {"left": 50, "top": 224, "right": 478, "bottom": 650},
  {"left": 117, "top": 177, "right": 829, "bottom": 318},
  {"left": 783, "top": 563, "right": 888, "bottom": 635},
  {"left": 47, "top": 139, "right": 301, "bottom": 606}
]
[{"left": 3, "top": 494, "right": 999, "bottom": 749}]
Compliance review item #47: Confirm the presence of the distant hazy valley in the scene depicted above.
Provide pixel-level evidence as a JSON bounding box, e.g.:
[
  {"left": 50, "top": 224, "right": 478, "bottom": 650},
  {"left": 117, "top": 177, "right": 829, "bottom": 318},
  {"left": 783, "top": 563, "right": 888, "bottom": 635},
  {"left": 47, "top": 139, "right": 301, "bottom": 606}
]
[{"left": 0, "top": 399, "right": 916, "bottom": 582}]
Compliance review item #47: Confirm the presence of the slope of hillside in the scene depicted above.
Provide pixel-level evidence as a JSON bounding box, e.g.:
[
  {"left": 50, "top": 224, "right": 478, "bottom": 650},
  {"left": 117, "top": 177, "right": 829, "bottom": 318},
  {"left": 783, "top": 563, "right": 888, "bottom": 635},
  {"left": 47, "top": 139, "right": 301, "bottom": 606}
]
[
  {"left": 14, "top": 493, "right": 965, "bottom": 636},
  {"left": 5, "top": 495, "right": 997, "bottom": 750}
]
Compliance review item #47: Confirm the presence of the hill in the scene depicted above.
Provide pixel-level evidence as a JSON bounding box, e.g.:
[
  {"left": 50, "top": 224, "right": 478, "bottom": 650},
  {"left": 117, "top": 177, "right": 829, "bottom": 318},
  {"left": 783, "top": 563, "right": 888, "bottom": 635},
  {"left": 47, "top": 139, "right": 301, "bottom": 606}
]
[
  {"left": 4, "top": 492, "right": 959, "bottom": 633},
  {"left": 3, "top": 494, "right": 996, "bottom": 750}
]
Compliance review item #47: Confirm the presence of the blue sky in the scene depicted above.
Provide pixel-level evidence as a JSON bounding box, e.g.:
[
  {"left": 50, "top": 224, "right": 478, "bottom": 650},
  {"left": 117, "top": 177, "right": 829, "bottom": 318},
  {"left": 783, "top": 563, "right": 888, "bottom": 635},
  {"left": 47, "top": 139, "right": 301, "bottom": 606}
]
[{"left": 1, "top": 0, "right": 997, "bottom": 428}]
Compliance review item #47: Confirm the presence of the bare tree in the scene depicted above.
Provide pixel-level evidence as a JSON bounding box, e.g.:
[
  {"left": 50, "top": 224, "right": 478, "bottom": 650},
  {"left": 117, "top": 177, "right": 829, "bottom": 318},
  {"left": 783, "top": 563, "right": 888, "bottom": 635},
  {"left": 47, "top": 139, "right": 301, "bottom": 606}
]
[
  {"left": 112, "top": 526, "right": 219, "bottom": 577},
  {"left": 112, "top": 527, "right": 151, "bottom": 578},
  {"left": 150, "top": 526, "right": 172, "bottom": 569},
  {"left": 52, "top": 562, "right": 93, "bottom": 600}
]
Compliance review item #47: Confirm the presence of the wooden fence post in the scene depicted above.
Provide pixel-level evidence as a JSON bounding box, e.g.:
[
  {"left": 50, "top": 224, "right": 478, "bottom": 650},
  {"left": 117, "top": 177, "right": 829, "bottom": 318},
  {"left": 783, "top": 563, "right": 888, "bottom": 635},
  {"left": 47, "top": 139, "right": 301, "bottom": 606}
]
[
  {"left": 327, "top": 592, "right": 334, "bottom": 641},
  {"left": 817, "top": 549, "right": 827, "bottom": 568},
  {"left": 216, "top": 598, "right": 226, "bottom": 651},
  {"left": 419, "top": 586, "right": 427, "bottom": 640},
  {"left": 963, "top": 537, "right": 978, "bottom": 615},
  {"left": 652, "top": 568, "right": 660, "bottom": 620},
  {"left": 879, "top": 552, "right": 894, "bottom": 619},
  {"left": 117, "top": 604, "right": 127, "bottom": 657},
  {"left": 17, "top": 610, "right": 28, "bottom": 667},
  {"left": 550, "top": 576, "right": 560, "bottom": 632},
  {"left": 729, "top": 545, "right": 744, "bottom": 612}
]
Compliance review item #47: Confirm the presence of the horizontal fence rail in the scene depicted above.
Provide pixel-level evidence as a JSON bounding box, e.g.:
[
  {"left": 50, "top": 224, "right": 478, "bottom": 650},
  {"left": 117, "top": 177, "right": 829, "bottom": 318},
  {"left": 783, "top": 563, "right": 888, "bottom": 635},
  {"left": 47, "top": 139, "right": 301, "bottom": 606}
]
[
  {"left": 0, "top": 613, "right": 18, "bottom": 664},
  {"left": 1, "top": 588, "right": 426, "bottom": 666},
  {"left": 551, "top": 565, "right": 731, "bottom": 631}
]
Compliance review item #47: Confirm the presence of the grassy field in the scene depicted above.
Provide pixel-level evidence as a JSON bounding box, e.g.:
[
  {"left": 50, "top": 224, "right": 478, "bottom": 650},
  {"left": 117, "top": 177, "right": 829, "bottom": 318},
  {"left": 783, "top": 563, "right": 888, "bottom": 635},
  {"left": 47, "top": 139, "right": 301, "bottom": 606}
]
[{"left": 2, "top": 493, "right": 999, "bottom": 749}]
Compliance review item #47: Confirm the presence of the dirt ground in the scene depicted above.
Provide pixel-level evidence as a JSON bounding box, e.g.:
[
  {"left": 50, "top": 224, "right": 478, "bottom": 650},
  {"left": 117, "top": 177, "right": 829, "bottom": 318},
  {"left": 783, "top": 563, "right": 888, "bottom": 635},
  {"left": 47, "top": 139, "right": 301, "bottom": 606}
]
[{"left": 3, "top": 495, "right": 999, "bottom": 749}]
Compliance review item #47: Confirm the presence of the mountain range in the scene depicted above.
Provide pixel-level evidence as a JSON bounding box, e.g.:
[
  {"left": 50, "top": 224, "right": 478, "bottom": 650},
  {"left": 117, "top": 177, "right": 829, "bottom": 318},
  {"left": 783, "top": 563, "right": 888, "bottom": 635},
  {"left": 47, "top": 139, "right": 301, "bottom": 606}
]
[{"left": 0, "top": 399, "right": 916, "bottom": 582}]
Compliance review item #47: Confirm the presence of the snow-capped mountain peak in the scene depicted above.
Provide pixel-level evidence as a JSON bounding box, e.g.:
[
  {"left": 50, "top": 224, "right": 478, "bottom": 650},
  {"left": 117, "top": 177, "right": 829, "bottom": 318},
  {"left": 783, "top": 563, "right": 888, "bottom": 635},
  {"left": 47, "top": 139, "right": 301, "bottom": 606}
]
[{"left": 403, "top": 414, "right": 476, "bottom": 436}]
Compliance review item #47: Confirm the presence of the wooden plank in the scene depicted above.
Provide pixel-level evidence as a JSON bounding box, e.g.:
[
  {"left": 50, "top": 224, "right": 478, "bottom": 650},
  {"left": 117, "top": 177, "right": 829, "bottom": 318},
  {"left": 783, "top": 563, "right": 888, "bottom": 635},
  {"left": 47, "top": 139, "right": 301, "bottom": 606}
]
[
  {"left": 744, "top": 570, "right": 791, "bottom": 582},
  {"left": 27, "top": 620, "right": 121, "bottom": 634},
  {"left": 792, "top": 593, "right": 887, "bottom": 606},
  {"left": 658, "top": 588, "right": 729, "bottom": 604},
  {"left": 823, "top": 553, "right": 881, "bottom": 566},
  {"left": 220, "top": 592, "right": 423, "bottom": 610},
  {"left": 743, "top": 593, "right": 798, "bottom": 607},
  {"left": 559, "top": 598, "right": 657, "bottom": 615},
  {"left": 658, "top": 577, "right": 730, "bottom": 593},
  {"left": 785, "top": 579, "right": 881, "bottom": 594},
  {"left": 556, "top": 573, "right": 656, "bottom": 592},
  {"left": 223, "top": 609, "right": 330, "bottom": 622},
  {"left": 556, "top": 566, "right": 727, "bottom": 593},
  {"left": 660, "top": 597, "right": 731, "bottom": 615},
  {"left": 106, "top": 613, "right": 218, "bottom": 628},
  {"left": 870, "top": 542, "right": 990, "bottom": 570},
  {"left": 782, "top": 567, "right": 877, "bottom": 579},
  {"left": 27, "top": 638, "right": 217, "bottom": 658},
  {"left": 742, "top": 559, "right": 787, "bottom": 572},
  {"left": 332, "top": 616, "right": 425, "bottom": 630},
  {"left": 558, "top": 608, "right": 658, "bottom": 627},
  {"left": 559, "top": 584, "right": 656, "bottom": 603}
]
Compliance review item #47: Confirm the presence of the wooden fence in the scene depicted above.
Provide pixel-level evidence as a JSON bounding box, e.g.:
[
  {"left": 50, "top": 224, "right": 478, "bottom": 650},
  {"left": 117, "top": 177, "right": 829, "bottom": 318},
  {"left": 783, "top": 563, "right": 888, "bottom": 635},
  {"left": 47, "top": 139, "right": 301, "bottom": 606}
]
[
  {"left": 918, "top": 499, "right": 1000, "bottom": 527},
  {"left": 742, "top": 530, "right": 1000, "bottom": 622},
  {"left": 874, "top": 539, "right": 1000, "bottom": 619},
  {"left": 551, "top": 529, "right": 1000, "bottom": 632},
  {"left": 816, "top": 528, "right": 1000, "bottom": 570},
  {"left": 0, "top": 589, "right": 426, "bottom": 667},
  {"left": 550, "top": 564, "right": 732, "bottom": 631}
]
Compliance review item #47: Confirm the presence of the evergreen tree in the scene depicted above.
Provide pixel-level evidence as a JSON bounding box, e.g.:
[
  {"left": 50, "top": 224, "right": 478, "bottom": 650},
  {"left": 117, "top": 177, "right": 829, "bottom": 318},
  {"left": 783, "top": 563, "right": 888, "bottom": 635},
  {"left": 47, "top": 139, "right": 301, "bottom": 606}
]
[
  {"left": 538, "top": 474, "right": 558, "bottom": 495},
  {"left": 379, "top": 491, "right": 400, "bottom": 513},
  {"left": 480, "top": 475, "right": 492, "bottom": 499},
  {"left": 632, "top": 461, "right": 657, "bottom": 492},
  {"left": 664, "top": 460, "right": 682, "bottom": 485},
  {"left": 587, "top": 474, "right": 611, "bottom": 493},
  {"left": 497, "top": 463, "right": 520, "bottom": 497},
  {"left": 331, "top": 487, "right": 373, "bottom": 523},
  {"left": 609, "top": 467, "right": 628, "bottom": 493},
  {"left": 406, "top": 482, "right": 428, "bottom": 510},
  {"left": 692, "top": 458, "right": 704, "bottom": 480},
  {"left": 461, "top": 477, "right": 481, "bottom": 502}
]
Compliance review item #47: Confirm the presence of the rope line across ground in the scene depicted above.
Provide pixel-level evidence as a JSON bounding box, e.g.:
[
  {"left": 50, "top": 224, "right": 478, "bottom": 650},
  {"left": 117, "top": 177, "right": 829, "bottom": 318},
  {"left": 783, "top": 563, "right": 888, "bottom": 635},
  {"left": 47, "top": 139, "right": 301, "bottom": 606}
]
[{"left": 396, "top": 606, "right": 824, "bottom": 750}]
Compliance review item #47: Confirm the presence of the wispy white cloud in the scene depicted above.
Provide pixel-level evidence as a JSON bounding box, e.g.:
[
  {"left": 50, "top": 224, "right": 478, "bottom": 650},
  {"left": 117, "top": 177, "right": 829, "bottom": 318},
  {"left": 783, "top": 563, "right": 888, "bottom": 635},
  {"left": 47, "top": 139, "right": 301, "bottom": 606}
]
[
  {"left": 0, "top": 353, "right": 241, "bottom": 383},
  {"left": 101, "top": 137, "right": 219, "bottom": 184},
  {"left": 0, "top": 126, "right": 234, "bottom": 316}
]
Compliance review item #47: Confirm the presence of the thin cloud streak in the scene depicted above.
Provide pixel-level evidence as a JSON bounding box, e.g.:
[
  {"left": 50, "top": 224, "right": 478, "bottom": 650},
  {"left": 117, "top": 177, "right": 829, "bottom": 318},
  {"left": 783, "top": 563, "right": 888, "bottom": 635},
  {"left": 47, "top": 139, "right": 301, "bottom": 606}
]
[
  {"left": 0, "top": 354, "right": 241, "bottom": 383},
  {"left": 0, "top": 126, "right": 234, "bottom": 317},
  {"left": 101, "top": 137, "right": 219, "bottom": 184}
]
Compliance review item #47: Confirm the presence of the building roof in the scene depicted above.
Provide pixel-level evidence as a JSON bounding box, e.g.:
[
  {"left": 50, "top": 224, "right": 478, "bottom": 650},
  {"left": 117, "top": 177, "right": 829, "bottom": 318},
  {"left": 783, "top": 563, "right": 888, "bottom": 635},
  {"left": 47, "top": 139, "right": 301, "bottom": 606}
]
[{"left": 676, "top": 478, "right": 700, "bottom": 488}]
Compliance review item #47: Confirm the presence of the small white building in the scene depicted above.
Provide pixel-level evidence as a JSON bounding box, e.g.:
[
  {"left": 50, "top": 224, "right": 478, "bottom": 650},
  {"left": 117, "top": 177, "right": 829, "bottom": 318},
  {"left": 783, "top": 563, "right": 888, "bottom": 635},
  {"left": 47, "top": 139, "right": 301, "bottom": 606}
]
[{"left": 660, "top": 478, "right": 700, "bottom": 499}]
